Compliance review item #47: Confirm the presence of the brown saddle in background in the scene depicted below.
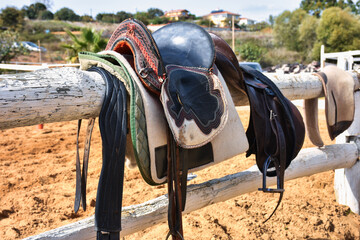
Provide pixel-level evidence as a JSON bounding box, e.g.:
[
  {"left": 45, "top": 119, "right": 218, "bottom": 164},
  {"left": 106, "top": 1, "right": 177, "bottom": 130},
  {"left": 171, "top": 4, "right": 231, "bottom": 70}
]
[{"left": 305, "top": 65, "right": 355, "bottom": 147}]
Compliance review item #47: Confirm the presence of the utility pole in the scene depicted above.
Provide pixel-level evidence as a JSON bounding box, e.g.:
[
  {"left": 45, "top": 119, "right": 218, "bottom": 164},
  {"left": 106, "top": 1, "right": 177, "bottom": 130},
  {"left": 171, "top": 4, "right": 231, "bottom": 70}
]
[
  {"left": 232, "top": 15, "right": 235, "bottom": 51},
  {"left": 38, "top": 40, "right": 42, "bottom": 63}
]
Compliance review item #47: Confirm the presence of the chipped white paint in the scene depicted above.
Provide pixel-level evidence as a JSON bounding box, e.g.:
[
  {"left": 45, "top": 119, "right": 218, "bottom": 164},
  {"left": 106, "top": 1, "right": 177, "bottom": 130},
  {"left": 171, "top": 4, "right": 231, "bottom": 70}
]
[
  {"left": 0, "top": 67, "right": 105, "bottom": 129},
  {"left": 24, "top": 143, "right": 359, "bottom": 240}
]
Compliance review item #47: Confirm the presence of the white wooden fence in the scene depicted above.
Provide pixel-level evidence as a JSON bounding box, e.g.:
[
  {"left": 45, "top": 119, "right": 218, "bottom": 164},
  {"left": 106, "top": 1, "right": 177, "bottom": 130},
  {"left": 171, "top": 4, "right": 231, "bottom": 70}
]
[
  {"left": 0, "top": 67, "right": 359, "bottom": 239},
  {"left": 321, "top": 44, "right": 360, "bottom": 70}
]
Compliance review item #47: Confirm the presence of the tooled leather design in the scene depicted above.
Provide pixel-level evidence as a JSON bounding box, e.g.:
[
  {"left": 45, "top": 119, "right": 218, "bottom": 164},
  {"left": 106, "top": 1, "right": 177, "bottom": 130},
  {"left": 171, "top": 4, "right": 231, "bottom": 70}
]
[
  {"left": 106, "top": 19, "right": 164, "bottom": 93},
  {"left": 163, "top": 65, "right": 225, "bottom": 135}
]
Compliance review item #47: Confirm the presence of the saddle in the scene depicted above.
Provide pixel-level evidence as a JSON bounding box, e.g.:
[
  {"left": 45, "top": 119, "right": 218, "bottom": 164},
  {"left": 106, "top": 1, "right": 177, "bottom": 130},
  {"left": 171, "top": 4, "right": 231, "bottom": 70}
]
[
  {"left": 77, "top": 19, "right": 248, "bottom": 240},
  {"left": 304, "top": 65, "right": 355, "bottom": 147},
  {"left": 210, "top": 33, "right": 305, "bottom": 221}
]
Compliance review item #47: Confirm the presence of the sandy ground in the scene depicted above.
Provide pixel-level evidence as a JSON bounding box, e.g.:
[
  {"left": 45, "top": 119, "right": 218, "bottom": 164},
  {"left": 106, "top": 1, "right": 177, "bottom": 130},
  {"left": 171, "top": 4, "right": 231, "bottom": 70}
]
[{"left": 1, "top": 108, "right": 360, "bottom": 240}]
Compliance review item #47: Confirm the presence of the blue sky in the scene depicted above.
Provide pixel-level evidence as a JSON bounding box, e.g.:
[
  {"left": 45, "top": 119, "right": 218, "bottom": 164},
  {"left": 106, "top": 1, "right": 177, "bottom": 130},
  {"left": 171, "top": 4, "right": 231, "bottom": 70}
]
[{"left": 1, "top": 0, "right": 302, "bottom": 21}]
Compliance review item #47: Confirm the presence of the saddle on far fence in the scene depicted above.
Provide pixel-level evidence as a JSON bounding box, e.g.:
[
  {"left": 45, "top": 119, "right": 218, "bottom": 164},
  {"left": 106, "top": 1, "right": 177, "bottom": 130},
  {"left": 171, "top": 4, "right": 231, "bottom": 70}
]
[
  {"left": 210, "top": 33, "right": 305, "bottom": 221},
  {"left": 304, "top": 65, "right": 355, "bottom": 147}
]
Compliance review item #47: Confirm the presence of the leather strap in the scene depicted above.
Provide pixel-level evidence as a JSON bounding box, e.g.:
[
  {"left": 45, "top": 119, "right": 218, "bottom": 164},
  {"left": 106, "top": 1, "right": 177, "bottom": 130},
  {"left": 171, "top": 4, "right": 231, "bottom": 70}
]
[
  {"left": 166, "top": 128, "right": 186, "bottom": 240},
  {"left": 74, "top": 118, "right": 96, "bottom": 212}
]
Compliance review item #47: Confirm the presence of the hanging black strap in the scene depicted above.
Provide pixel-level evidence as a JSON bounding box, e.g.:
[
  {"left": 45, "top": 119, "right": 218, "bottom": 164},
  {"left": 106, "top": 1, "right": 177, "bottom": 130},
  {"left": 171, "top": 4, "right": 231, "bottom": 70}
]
[
  {"left": 74, "top": 117, "right": 95, "bottom": 213},
  {"left": 166, "top": 126, "right": 190, "bottom": 240},
  {"left": 84, "top": 66, "right": 127, "bottom": 240}
]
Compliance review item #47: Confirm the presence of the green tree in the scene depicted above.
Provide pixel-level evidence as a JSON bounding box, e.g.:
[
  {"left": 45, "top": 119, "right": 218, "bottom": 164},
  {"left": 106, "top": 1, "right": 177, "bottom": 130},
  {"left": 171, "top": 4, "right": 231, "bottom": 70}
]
[
  {"left": 298, "top": 15, "right": 319, "bottom": 60},
  {"left": 134, "top": 12, "right": 149, "bottom": 25},
  {"left": 116, "top": 11, "right": 133, "bottom": 22},
  {"left": 54, "top": 7, "right": 80, "bottom": 21},
  {"left": 62, "top": 28, "right": 107, "bottom": 63},
  {"left": 0, "top": 7, "right": 24, "bottom": 30},
  {"left": 22, "top": 2, "right": 47, "bottom": 19},
  {"left": 268, "top": 15, "right": 275, "bottom": 27},
  {"left": 313, "top": 7, "right": 360, "bottom": 58},
  {"left": 81, "top": 15, "right": 94, "bottom": 22},
  {"left": 96, "top": 13, "right": 104, "bottom": 21},
  {"left": 39, "top": 10, "right": 54, "bottom": 20},
  {"left": 300, "top": 0, "right": 360, "bottom": 16},
  {"left": 150, "top": 17, "right": 169, "bottom": 24},
  {"left": 248, "top": 21, "right": 270, "bottom": 31},
  {"left": 198, "top": 19, "right": 215, "bottom": 27},
  {"left": 274, "top": 9, "right": 307, "bottom": 51},
  {"left": 147, "top": 8, "right": 164, "bottom": 19},
  {"left": 0, "top": 31, "right": 27, "bottom": 63}
]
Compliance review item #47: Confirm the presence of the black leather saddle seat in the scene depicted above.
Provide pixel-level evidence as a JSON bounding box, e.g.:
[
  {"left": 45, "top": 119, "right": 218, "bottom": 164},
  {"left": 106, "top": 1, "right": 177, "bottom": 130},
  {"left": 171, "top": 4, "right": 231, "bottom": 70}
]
[{"left": 152, "top": 22, "right": 215, "bottom": 69}]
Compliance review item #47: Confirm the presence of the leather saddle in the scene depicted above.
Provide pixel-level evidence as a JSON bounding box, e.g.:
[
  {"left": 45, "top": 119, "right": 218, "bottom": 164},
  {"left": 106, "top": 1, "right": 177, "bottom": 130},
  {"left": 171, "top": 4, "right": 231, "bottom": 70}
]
[
  {"left": 304, "top": 65, "right": 355, "bottom": 147},
  {"left": 210, "top": 33, "right": 305, "bottom": 221},
  {"left": 107, "top": 19, "right": 228, "bottom": 149},
  {"left": 80, "top": 19, "right": 247, "bottom": 240}
]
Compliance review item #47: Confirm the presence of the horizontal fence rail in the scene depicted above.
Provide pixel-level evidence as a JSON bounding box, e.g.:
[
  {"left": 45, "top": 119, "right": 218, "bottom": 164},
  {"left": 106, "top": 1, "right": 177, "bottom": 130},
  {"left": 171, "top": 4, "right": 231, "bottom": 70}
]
[
  {"left": 0, "top": 67, "right": 359, "bottom": 130},
  {"left": 23, "top": 142, "right": 360, "bottom": 240}
]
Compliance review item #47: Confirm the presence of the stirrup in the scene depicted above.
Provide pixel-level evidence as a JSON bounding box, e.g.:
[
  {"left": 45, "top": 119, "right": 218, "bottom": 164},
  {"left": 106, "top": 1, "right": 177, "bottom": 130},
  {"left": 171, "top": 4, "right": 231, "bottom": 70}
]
[{"left": 258, "top": 156, "right": 285, "bottom": 193}]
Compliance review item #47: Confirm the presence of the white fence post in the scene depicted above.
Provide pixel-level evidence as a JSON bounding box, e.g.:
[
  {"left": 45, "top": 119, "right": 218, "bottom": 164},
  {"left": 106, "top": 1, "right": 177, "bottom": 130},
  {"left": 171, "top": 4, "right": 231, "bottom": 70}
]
[{"left": 334, "top": 90, "right": 360, "bottom": 214}]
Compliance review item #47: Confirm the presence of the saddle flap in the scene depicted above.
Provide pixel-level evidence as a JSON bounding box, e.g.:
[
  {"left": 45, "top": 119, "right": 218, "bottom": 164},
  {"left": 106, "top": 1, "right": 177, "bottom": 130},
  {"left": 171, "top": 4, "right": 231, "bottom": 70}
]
[
  {"left": 316, "top": 66, "right": 355, "bottom": 140},
  {"left": 106, "top": 18, "right": 165, "bottom": 94},
  {"left": 240, "top": 65, "right": 305, "bottom": 176},
  {"left": 161, "top": 65, "right": 228, "bottom": 148}
]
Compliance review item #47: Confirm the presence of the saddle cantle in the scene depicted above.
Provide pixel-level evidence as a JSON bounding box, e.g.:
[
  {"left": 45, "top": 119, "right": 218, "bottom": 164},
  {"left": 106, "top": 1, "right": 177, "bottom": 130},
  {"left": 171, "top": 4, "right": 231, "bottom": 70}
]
[
  {"left": 106, "top": 18, "right": 166, "bottom": 94},
  {"left": 304, "top": 65, "right": 355, "bottom": 147}
]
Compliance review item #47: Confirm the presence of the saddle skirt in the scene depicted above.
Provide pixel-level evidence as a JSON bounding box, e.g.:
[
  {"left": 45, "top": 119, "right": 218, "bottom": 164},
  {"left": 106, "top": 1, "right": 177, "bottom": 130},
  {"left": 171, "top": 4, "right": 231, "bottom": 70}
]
[{"left": 305, "top": 65, "right": 355, "bottom": 146}]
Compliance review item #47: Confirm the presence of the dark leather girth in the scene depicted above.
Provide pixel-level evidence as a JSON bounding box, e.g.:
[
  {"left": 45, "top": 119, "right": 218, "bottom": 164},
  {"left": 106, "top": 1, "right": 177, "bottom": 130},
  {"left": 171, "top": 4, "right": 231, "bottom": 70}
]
[
  {"left": 166, "top": 128, "right": 188, "bottom": 240},
  {"left": 74, "top": 66, "right": 127, "bottom": 240}
]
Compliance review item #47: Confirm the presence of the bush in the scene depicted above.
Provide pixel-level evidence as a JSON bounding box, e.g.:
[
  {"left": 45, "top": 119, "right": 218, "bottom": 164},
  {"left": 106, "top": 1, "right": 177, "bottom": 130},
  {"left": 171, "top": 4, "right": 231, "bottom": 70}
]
[
  {"left": 54, "top": 7, "right": 80, "bottom": 21},
  {"left": 0, "top": 31, "right": 28, "bottom": 63},
  {"left": 261, "top": 48, "right": 303, "bottom": 67},
  {"left": 238, "top": 42, "right": 264, "bottom": 62},
  {"left": 0, "top": 7, "right": 24, "bottom": 31},
  {"left": 40, "top": 10, "right": 54, "bottom": 20}
]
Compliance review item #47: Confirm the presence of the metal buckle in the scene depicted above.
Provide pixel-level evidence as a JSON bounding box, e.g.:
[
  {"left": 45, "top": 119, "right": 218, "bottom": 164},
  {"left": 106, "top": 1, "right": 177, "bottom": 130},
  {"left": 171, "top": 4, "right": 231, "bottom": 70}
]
[{"left": 269, "top": 110, "right": 277, "bottom": 120}]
